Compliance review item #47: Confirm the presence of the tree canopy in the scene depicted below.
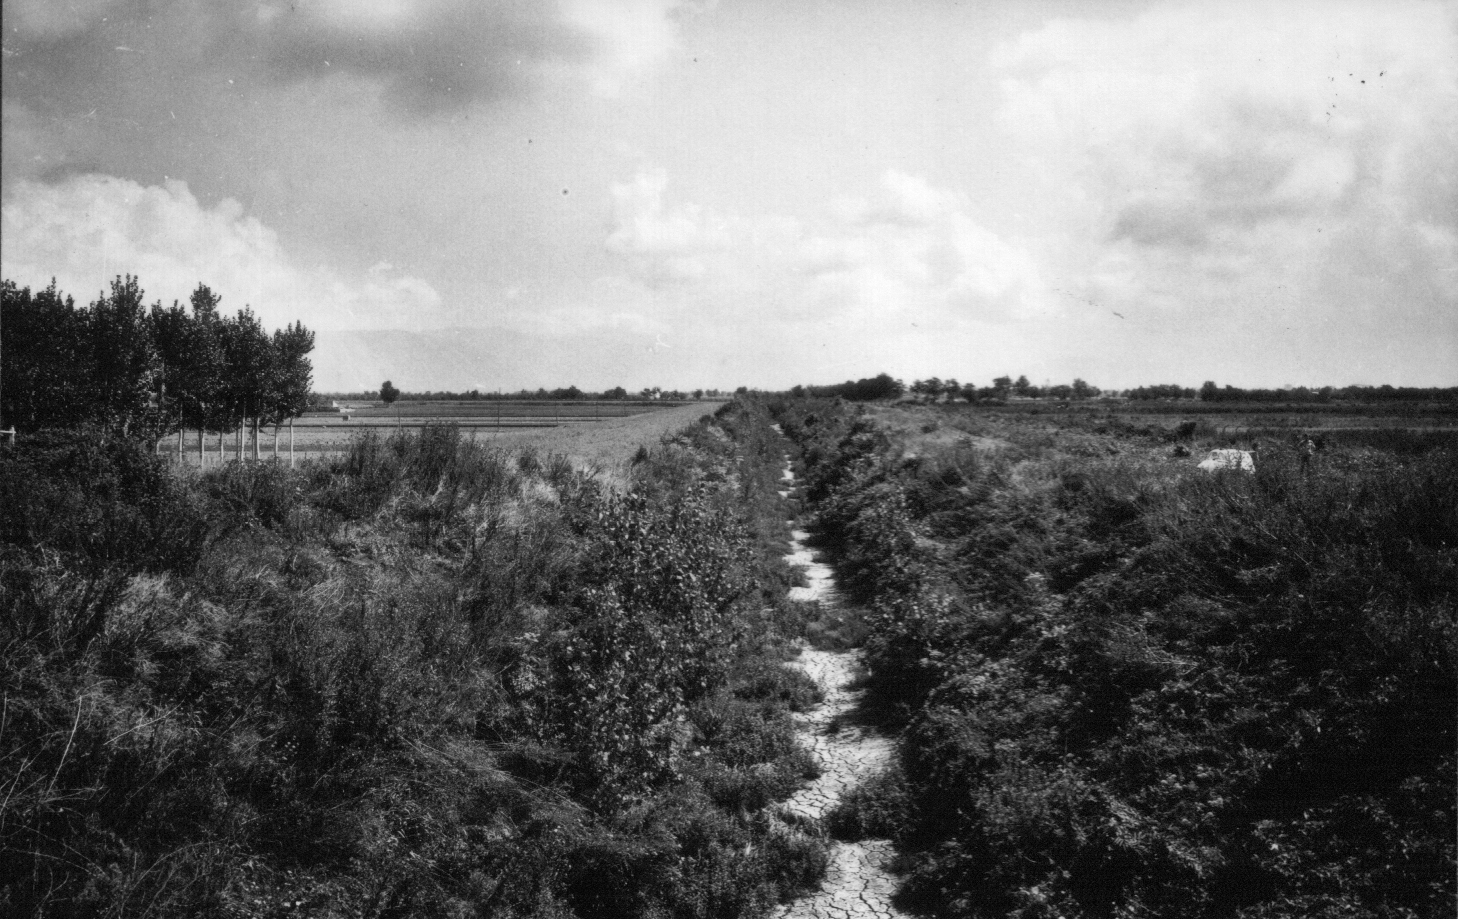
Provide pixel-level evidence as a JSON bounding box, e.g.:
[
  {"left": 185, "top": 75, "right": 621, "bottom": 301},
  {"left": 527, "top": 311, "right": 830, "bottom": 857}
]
[{"left": 2, "top": 276, "right": 314, "bottom": 439}]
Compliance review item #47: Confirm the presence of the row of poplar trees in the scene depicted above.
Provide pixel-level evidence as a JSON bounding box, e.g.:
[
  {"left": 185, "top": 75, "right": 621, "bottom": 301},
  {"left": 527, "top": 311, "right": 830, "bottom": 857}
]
[{"left": 2, "top": 276, "right": 314, "bottom": 461}]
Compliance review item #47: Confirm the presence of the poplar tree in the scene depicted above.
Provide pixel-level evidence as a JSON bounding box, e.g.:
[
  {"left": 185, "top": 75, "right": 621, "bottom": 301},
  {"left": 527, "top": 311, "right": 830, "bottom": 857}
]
[
  {"left": 89, "top": 275, "right": 160, "bottom": 437},
  {"left": 3, "top": 276, "right": 312, "bottom": 456},
  {"left": 266, "top": 321, "right": 315, "bottom": 459}
]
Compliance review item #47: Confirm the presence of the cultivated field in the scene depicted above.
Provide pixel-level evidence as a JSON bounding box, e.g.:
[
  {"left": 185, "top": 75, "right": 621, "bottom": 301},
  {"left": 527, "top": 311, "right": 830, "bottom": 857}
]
[
  {"left": 974, "top": 398, "right": 1458, "bottom": 435},
  {"left": 163, "top": 399, "right": 724, "bottom": 477},
  {"left": 335, "top": 398, "right": 672, "bottom": 422}
]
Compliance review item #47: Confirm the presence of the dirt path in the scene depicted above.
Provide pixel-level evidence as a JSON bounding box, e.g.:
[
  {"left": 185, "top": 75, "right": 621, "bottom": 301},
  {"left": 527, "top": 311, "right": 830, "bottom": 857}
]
[{"left": 773, "top": 437, "right": 907, "bottom": 919}]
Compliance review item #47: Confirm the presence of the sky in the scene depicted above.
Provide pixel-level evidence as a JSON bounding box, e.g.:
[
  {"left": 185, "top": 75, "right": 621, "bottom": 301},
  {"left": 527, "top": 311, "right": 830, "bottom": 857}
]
[{"left": 3, "top": 0, "right": 1455, "bottom": 393}]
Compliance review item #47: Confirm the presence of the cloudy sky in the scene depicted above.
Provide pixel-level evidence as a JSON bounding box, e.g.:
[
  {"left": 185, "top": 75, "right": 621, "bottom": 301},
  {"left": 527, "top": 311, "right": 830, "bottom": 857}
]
[{"left": 3, "top": 0, "right": 1454, "bottom": 392}]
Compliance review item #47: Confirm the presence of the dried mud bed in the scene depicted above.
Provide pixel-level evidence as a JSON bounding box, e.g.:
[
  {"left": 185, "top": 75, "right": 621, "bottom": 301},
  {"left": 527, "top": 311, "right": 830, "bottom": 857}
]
[{"left": 774, "top": 438, "right": 908, "bottom": 919}]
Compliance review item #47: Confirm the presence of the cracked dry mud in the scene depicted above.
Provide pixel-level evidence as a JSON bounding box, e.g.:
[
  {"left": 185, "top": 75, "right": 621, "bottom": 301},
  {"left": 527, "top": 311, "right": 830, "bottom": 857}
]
[{"left": 773, "top": 447, "right": 908, "bottom": 919}]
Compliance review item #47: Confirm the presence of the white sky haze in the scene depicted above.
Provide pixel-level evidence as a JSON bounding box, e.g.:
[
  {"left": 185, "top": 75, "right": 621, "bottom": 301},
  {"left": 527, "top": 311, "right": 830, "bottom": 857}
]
[{"left": 3, "top": 0, "right": 1454, "bottom": 392}]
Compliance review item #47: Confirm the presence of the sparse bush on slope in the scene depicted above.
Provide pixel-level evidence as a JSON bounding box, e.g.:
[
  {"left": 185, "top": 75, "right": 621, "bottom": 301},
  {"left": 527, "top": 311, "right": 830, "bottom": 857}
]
[{"left": 773, "top": 397, "right": 1456, "bottom": 919}]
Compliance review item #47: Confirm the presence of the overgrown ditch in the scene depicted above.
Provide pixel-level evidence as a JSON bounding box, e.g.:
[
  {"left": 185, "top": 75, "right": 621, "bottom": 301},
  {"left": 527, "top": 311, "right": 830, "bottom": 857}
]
[
  {"left": 772, "top": 396, "right": 1456, "bottom": 919},
  {"left": 772, "top": 505, "right": 906, "bottom": 919},
  {"left": 7, "top": 395, "right": 1452, "bottom": 918}
]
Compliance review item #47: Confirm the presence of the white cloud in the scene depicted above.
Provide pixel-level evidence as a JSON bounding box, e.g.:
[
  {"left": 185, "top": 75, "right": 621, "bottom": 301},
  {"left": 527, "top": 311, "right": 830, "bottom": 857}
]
[
  {"left": 0, "top": 174, "right": 443, "bottom": 331},
  {"left": 804, "top": 170, "right": 1045, "bottom": 323},
  {"left": 563, "top": 0, "right": 686, "bottom": 98},
  {"left": 603, "top": 166, "right": 1045, "bottom": 329},
  {"left": 993, "top": 0, "right": 1458, "bottom": 339},
  {"left": 606, "top": 169, "right": 729, "bottom": 285}
]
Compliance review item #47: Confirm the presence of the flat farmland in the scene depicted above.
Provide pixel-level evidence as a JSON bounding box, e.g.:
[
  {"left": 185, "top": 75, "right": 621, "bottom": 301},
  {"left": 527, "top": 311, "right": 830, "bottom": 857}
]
[
  {"left": 483, "top": 401, "right": 727, "bottom": 482},
  {"left": 169, "top": 400, "right": 727, "bottom": 482},
  {"left": 964, "top": 399, "right": 1458, "bottom": 437},
  {"left": 337, "top": 399, "right": 665, "bottom": 421}
]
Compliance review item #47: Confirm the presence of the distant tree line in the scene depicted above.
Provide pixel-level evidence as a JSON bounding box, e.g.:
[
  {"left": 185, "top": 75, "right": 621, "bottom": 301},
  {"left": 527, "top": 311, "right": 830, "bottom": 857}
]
[
  {"left": 784, "top": 373, "right": 1111, "bottom": 403},
  {"left": 1198, "top": 381, "right": 1458, "bottom": 403},
  {"left": 790, "top": 373, "right": 905, "bottom": 402},
  {"left": 1127, "top": 383, "right": 1199, "bottom": 400},
  {"left": 784, "top": 372, "right": 1458, "bottom": 405},
  {"left": 2, "top": 277, "right": 314, "bottom": 458},
  {"left": 905, "top": 374, "right": 1104, "bottom": 403}
]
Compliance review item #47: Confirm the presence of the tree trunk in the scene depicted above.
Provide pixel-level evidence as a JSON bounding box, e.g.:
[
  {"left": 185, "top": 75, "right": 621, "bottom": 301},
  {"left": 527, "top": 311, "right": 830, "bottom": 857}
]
[
  {"left": 273, "top": 424, "right": 280, "bottom": 462},
  {"left": 236, "top": 423, "right": 243, "bottom": 462},
  {"left": 289, "top": 418, "right": 295, "bottom": 469},
  {"left": 177, "top": 426, "right": 184, "bottom": 463},
  {"left": 252, "top": 417, "right": 260, "bottom": 462}
]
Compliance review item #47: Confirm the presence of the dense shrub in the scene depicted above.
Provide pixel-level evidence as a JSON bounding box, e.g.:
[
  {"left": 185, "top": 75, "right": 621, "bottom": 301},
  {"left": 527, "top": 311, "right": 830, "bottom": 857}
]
[
  {"left": 774, "top": 398, "right": 1457, "bottom": 919},
  {"left": 1, "top": 402, "right": 825, "bottom": 918},
  {"left": 1, "top": 429, "right": 214, "bottom": 576}
]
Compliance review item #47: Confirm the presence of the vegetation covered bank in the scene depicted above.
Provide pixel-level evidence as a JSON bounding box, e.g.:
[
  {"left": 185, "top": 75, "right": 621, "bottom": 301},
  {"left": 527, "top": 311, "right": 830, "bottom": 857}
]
[
  {"left": 1, "top": 400, "right": 827, "bottom": 917},
  {"left": 775, "top": 399, "right": 1456, "bottom": 919}
]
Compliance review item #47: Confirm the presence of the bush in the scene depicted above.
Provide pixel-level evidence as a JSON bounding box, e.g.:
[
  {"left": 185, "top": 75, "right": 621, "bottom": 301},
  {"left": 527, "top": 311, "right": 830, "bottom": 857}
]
[
  {"left": 201, "top": 458, "right": 303, "bottom": 532},
  {"left": 826, "top": 764, "right": 911, "bottom": 841},
  {"left": 778, "top": 401, "right": 1457, "bottom": 919},
  {"left": 2, "top": 408, "right": 829, "bottom": 918},
  {"left": 1, "top": 429, "right": 214, "bottom": 576}
]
